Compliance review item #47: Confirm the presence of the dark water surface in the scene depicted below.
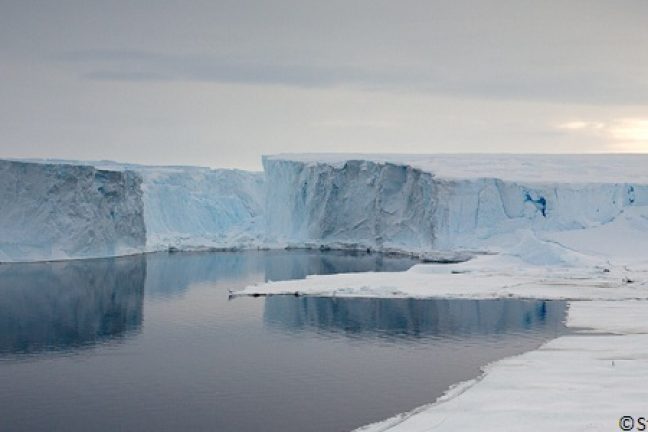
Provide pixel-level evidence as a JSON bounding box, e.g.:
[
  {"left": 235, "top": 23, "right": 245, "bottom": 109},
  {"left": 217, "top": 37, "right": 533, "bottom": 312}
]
[{"left": 0, "top": 251, "right": 567, "bottom": 432}]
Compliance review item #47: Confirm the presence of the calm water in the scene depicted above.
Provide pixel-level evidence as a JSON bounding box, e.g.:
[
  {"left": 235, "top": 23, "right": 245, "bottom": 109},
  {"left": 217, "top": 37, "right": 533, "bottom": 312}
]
[{"left": 0, "top": 251, "right": 567, "bottom": 432}]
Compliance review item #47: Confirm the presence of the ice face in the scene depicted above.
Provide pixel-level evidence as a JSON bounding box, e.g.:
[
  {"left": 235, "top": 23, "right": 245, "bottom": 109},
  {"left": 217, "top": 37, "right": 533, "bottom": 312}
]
[
  {"left": 0, "top": 160, "right": 265, "bottom": 262},
  {"left": 263, "top": 155, "right": 648, "bottom": 255},
  {"left": 138, "top": 167, "right": 265, "bottom": 252},
  {"left": 0, "top": 160, "right": 146, "bottom": 262},
  {"left": 263, "top": 158, "right": 438, "bottom": 252},
  {"left": 2, "top": 154, "right": 648, "bottom": 263}
]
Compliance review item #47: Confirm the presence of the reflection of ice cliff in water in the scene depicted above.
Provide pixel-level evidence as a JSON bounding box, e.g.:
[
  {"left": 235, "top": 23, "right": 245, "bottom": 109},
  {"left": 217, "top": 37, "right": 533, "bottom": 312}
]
[
  {"left": 263, "top": 250, "right": 415, "bottom": 283},
  {"left": 0, "top": 251, "right": 415, "bottom": 355},
  {"left": 0, "top": 256, "right": 145, "bottom": 355},
  {"left": 144, "top": 250, "right": 416, "bottom": 299},
  {"left": 263, "top": 297, "right": 566, "bottom": 339}
]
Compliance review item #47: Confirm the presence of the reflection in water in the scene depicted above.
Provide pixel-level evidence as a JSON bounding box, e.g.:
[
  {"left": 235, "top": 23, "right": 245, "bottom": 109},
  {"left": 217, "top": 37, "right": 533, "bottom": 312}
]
[
  {"left": 264, "top": 297, "right": 566, "bottom": 340},
  {"left": 143, "top": 252, "right": 263, "bottom": 299},
  {"left": 0, "top": 256, "right": 145, "bottom": 355},
  {"left": 0, "top": 251, "right": 415, "bottom": 356},
  {"left": 144, "top": 250, "right": 416, "bottom": 299},
  {"left": 263, "top": 250, "right": 415, "bottom": 283},
  {"left": 0, "top": 251, "right": 568, "bottom": 432}
]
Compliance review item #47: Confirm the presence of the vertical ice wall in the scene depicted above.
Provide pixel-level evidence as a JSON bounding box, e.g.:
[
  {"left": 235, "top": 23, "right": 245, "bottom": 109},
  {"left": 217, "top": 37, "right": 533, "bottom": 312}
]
[
  {"left": 3, "top": 156, "right": 647, "bottom": 262},
  {"left": 0, "top": 160, "right": 265, "bottom": 262},
  {"left": 263, "top": 156, "right": 648, "bottom": 253},
  {"left": 0, "top": 160, "right": 145, "bottom": 262},
  {"left": 264, "top": 158, "right": 439, "bottom": 252},
  {"left": 434, "top": 178, "right": 648, "bottom": 250},
  {"left": 138, "top": 167, "right": 265, "bottom": 251}
]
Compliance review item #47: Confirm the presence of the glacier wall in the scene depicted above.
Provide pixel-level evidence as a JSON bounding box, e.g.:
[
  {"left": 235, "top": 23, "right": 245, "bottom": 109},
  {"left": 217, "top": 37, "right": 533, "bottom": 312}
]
[
  {"left": 264, "top": 158, "right": 438, "bottom": 251},
  {"left": 436, "top": 178, "right": 648, "bottom": 249},
  {"left": 138, "top": 167, "right": 264, "bottom": 251},
  {"left": 264, "top": 156, "right": 648, "bottom": 254},
  {"left": 0, "top": 160, "right": 145, "bottom": 262},
  {"left": 3, "top": 155, "right": 648, "bottom": 262},
  {"left": 0, "top": 160, "right": 265, "bottom": 262}
]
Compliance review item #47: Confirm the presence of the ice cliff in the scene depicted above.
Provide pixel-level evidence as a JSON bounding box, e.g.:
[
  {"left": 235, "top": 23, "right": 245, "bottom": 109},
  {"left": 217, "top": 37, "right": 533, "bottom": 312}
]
[
  {"left": 2, "top": 154, "right": 647, "bottom": 263},
  {"left": 0, "top": 160, "right": 264, "bottom": 262},
  {"left": 264, "top": 158, "right": 438, "bottom": 252},
  {"left": 0, "top": 160, "right": 145, "bottom": 262},
  {"left": 263, "top": 154, "right": 648, "bottom": 261},
  {"left": 135, "top": 166, "right": 264, "bottom": 252}
]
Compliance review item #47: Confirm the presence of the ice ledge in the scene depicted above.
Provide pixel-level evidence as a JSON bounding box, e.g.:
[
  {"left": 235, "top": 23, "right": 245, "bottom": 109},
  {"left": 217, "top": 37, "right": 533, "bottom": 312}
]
[{"left": 233, "top": 253, "right": 648, "bottom": 301}]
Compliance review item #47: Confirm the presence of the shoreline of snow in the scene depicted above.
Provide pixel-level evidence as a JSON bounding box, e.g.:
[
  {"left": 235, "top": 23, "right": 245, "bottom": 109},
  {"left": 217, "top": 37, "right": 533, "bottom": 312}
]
[
  {"left": 353, "top": 299, "right": 648, "bottom": 432},
  {"left": 233, "top": 199, "right": 648, "bottom": 431},
  {"left": 233, "top": 251, "right": 648, "bottom": 301},
  {"left": 234, "top": 239, "right": 648, "bottom": 431},
  {"left": 236, "top": 263, "right": 648, "bottom": 432}
]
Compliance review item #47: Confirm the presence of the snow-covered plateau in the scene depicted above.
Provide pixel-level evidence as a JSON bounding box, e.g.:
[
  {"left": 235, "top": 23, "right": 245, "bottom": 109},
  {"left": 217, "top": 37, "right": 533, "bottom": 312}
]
[{"left": 4, "top": 154, "right": 648, "bottom": 430}]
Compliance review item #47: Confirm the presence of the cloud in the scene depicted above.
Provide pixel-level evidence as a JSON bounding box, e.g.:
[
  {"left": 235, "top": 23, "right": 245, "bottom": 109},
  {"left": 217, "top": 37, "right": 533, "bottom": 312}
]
[
  {"left": 557, "top": 121, "right": 605, "bottom": 131},
  {"left": 82, "top": 70, "right": 172, "bottom": 81},
  {"left": 57, "top": 49, "right": 395, "bottom": 88},
  {"left": 310, "top": 119, "right": 399, "bottom": 129},
  {"left": 55, "top": 48, "right": 648, "bottom": 105},
  {"left": 4, "top": 0, "right": 648, "bottom": 105}
]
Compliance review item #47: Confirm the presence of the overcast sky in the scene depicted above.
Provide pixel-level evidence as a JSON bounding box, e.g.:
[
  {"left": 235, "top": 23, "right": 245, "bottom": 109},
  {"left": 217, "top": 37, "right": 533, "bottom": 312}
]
[{"left": 1, "top": 0, "right": 647, "bottom": 169}]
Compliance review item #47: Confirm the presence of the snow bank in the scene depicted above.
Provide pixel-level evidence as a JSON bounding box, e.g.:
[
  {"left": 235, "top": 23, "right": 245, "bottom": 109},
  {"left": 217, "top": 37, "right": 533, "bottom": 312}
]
[
  {"left": 234, "top": 253, "right": 648, "bottom": 301},
  {"left": 0, "top": 160, "right": 145, "bottom": 262},
  {"left": 355, "top": 300, "right": 648, "bottom": 432}
]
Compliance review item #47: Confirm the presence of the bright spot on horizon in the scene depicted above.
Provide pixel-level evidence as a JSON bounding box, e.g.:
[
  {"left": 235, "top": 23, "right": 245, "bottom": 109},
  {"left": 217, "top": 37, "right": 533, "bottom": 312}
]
[
  {"left": 609, "top": 119, "right": 648, "bottom": 142},
  {"left": 557, "top": 118, "right": 648, "bottom": 152},
  {"left": 557, "top": 121, "right": 605, "bottom": 130}
]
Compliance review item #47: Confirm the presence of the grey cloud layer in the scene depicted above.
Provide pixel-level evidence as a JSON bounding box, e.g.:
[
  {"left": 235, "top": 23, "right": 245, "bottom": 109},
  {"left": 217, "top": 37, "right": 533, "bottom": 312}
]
[
  {"left": 1, "top": 0, "right": 647, "bottom": 167},
  {"left": 57, "top": 45, "right": 648, "bottom": 105},
  {"left": 5, "top": 0, "right": 645, "bottom": 104}
]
